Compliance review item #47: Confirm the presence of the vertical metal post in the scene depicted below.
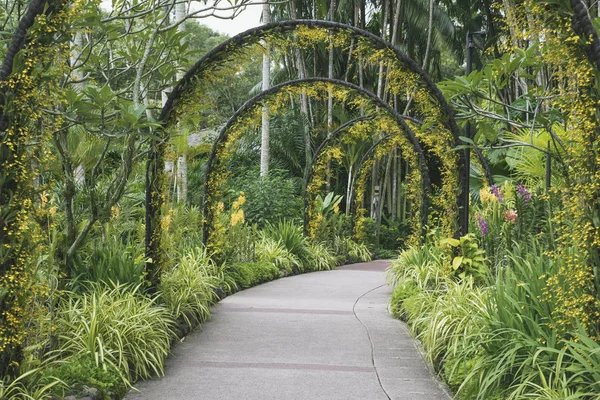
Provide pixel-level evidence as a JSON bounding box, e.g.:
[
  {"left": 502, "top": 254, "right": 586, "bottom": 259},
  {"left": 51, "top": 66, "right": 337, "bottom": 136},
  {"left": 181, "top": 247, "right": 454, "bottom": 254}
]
[{"left": 546, "top": 141, "right": 551, "bottom": 191}]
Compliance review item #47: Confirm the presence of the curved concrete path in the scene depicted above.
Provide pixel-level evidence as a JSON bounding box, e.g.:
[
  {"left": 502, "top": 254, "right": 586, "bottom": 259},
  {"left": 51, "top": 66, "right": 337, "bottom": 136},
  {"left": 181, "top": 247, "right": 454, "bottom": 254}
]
[{"left": 127, "top": 260, "right": 451, "bottom": 400}]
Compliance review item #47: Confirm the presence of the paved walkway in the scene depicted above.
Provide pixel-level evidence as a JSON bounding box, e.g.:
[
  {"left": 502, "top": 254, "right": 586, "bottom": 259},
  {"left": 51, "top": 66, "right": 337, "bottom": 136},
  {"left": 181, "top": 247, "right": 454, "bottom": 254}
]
[{"left": 126, "top": 260, "right": 451, "bottom": 400}]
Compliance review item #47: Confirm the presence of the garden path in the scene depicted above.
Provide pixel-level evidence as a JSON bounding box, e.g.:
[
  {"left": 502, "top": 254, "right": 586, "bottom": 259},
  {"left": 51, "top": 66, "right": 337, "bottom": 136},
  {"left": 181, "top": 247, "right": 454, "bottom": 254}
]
[{"left": 126, "top": 260, "right": 451, "bottom": 400}]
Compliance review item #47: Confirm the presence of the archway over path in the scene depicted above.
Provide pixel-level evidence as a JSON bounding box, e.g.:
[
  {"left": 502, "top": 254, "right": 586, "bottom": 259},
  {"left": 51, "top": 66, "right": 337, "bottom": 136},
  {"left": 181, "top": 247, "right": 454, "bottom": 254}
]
[
  {"left": 144, "top": 20, "right": 472, "bottom": 285},
  {"left": 200, "top": 78, "right": 431, "bottom": 246}
]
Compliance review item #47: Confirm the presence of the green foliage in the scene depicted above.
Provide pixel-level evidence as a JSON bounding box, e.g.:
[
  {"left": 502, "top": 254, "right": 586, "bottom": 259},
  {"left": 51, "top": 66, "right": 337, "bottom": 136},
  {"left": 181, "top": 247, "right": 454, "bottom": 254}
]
[
  {"left": 40, "top": 356, "right": 127, "bottom": 399},
  {"left": 312, "top": 193, "right": 351, "bottom": 243},
  {"left": 230, "top": 170, "right": 302, "bottom": 227},
  {"left": 304, "top": 242, "right": 338, "bottom": 271},
  {"left": 162, "top": 205, "right": 204, "bottom": 261},
  {"left": 333, "top": 236, "right": 372, "bottom": 264},
  {"left": 461, "top": 249, "right": 561, "bottom": 399},
  {"left": 263, "top": 220, "right": 309, "bottom": 270},
  {"left": 255, "top": 236, "right": 300, "bottom": 274},
  {"left": 373, "top": 248, "right": 399, "bottom": 260},
  {"left": 225, "top": 223, "right": 257, "bottom": 263},
  {"left": 53, "top": 284, "right": 174, "bottom": 385},
  {"left": 70, "top": 235, "right": 145, "bottom": 290},
  {"left": 158, "top": 247, "right": 223, "bottom": 330},
  {"left": 389, "top": 280, "right": 421, "bottom": 320},
  {"left": 226, "top": 261, "right": 281, "bottom": 290},
  {"left": 416, "top": 282, "right": 488, "bottom": 369},
  {"left": 0, "top": 368, "right": 62, "bottom": 400},
  {"left": 315, "top": 192, "right": 343, "bottom": 215},
  {"left": 386, "top": 242, "right": 448, "bottom": 289},
  {"left": 378, "top": 220, "right": 411, "bottom": 250},
  {"left": 440, "top": 234, "right": 489, "bottom": 283},
  {"left": 355, "top": 217, "right": 379, "bottom": 249}
]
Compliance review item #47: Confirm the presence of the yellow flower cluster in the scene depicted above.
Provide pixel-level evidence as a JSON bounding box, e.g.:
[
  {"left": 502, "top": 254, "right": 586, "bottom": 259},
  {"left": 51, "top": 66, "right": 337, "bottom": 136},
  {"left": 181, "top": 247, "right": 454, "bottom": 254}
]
[{"left": 479, "top": 187, "right": 497, "bottom": 204}]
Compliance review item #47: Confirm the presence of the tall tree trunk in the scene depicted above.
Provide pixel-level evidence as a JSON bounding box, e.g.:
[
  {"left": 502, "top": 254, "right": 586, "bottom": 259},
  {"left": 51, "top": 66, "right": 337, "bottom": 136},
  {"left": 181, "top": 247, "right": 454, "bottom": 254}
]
[
  {"left": 422, "top": 0, "right": 434, "bottom": 72},
  {"left": 376, "top": 155, "right": 393, "bottom": 235},
  {"left": 260, "top": 1, "right": 271, "bottom": 177},
  {"left": 372, "top": 0, "right": 388, "bottom": 219},
  {"left": 289, "top": 0, "right": 312, "bottom": 170},
  {"left": 391, "top": 147, "right": 398, "bottom": 221},
  {"left": 326, "top": 0, "right": 337, "bottom": 190},
  {"left": 175, "top": 1, "right": 188, "bottom": 202}
]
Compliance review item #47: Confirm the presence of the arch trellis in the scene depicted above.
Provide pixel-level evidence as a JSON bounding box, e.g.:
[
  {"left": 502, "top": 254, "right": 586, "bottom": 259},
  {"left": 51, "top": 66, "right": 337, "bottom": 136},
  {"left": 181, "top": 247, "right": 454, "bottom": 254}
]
[
  {"left": 201, "top": 78, "right": 432, "bottom": 247},
  {"left": 349, "top": 133, "right": 421, "bottom": 240},
  {"left": 145, "top": 20, "right": 472, "bottom": 282},
  {"left": 302, "top": 113, "right": 425, "bottom": 237},
  {"left": 302, "top": 115, "right": 375, "bottom": 234}
]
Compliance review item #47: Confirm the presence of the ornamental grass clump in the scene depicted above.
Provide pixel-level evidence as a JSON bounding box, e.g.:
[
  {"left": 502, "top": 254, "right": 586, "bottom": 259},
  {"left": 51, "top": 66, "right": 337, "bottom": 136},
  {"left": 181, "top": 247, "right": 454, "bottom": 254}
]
[
  {"left": 53, "top": 284, "right": 174, "bottom": 385},
  {"left": 158, "top": 247, "right": 225, "bottom": 329},
  {"left": 255, "top": 236, "right": 301, "bottom": 274},
  {"left": 263, "top": 220, "right": 310, "bottom": 270},
  {"left": 386, "top": 241, "right": 447, "bottom": 289},
  {"left": 0, "top": 368, "right": 62, "bottom": 400},
  {"left": 304, "top": 241, "right": 337, "bottom": 271},
  {"left": 333, "top": 236, "right": 372, "bottom": 264}
]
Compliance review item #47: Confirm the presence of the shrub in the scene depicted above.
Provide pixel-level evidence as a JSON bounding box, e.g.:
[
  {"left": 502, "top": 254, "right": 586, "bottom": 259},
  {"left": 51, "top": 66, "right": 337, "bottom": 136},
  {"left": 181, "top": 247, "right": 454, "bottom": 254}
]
[
  {"left": 378, "top": 220, "right": 411, "bottom": 250},
  {"left": 226, "top": 261, "right": 281, "bottom": 289},
  {"left": 389, "top": 280, "right": 421, "bottom": 320},
  {"left": 459, "top": 247, "right": 561, "bottom": 399},
  {"left": 40, "top": 356, "right": 127, "bottom": 399},
  {"left": 440, "top": 234, "right": 489, "bottom": 284},
  {"left": 333, "top": 236, "right": 372, "bottom": 264},
  {"left": 373, "top": 248, "right": 398, "bottom": 260},
  {"left": 416, "top": 281, "right": 488, "bottom": 369},
  {"left": 386, "top": 242, "right": 447, "bottom": 289},
  {"left": 229, "top": 170, "right": 302, "bottom": 227},
  {"left": 70, "top": 235, "right": 145, "bottom": 289},
  {"left": 53, "top": 284, "right": 174, "bottom": 385},
  {"left": 162, "top": 205, "right": 204, "bottom": 262}
]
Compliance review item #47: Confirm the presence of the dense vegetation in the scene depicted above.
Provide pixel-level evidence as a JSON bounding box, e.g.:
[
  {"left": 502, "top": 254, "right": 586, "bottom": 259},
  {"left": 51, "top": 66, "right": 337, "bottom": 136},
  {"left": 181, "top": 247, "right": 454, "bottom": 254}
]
[{"left": 0, "top": 0, "right": 599, "bottom": 399}]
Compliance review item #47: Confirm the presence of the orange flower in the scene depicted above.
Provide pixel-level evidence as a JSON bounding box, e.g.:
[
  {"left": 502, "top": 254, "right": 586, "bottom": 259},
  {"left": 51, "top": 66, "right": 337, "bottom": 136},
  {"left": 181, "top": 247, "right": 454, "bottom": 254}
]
[{"left": 504, "top": 209, "right": 518, "bottom": 224}]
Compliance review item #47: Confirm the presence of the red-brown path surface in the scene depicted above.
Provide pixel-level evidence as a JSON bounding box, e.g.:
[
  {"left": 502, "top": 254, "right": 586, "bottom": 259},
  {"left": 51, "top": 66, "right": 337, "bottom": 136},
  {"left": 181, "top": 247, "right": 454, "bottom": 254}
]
[{"left": 126, "top": 261, "right": 451, "bottom": 400}]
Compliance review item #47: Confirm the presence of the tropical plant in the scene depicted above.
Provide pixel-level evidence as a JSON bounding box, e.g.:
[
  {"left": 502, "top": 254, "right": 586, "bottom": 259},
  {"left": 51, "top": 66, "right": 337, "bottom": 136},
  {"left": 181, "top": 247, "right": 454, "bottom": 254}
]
[
  {"left": 69, "top": 235, "right": 145, "bottom": 291},
  {"left": 386, "top": 241, "right": 447, "bottom": 289},
  {"left": 0, "top": 368, "right": 62, "bottom": 400},
  {"left": 255, "top": 236, "right": 301, "bottom": 274},
  {"left": 229, "top": 170, "right": 303, "bottom": 227},
  {"left": 305, "top": 241, "right": 338, "bottom": 271},
  {"left": 263, "top": 220, "right": 309, "bottom": 269},
  {"left": 158, "top": 248, "right": 222, "bottom": 330},
  {"left": 226, "top": 261, "right": 281, "bottom": 290},
  {"left": 53, "top": 284, "right": 174, "bottom": 385},
  {"left": 40, "top": 356, "right": 127, "bottom": 399},
  {"left": 440, "top": 234, "right": 488, "bottom": 283},
  {"left": 333, "top": 236, "right": 372, "bottom": 263}
]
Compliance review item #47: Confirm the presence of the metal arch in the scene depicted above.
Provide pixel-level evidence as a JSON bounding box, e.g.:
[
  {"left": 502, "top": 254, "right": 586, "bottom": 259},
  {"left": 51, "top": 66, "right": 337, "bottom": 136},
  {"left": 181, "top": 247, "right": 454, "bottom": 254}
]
[
  {"left": 158, "top": 20, "right": 460, "bottom": 137},
  {"left": 147, "top": 20, "right": 469, "bottom": 273},
  {"left": 346, "top": 134, "right": 418, "bottom": 237},
  {"left": 301, "top": 115, "right": 376, "bottom": 235},
  {"left": 201, "top": 77, "right": 433, "bottom": 245},
  {"left": 301, "top": 114, "right": 426, "bottom": 236}
]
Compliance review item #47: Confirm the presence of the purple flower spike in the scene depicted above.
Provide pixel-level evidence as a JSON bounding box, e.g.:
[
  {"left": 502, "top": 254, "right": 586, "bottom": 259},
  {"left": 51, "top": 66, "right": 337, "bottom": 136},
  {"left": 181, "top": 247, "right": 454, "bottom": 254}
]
[
  {"left": 476, "top": 214, "right": 489, "bottom": 236},
  {"left": 517, "top": 184, "right": 531, "bottom": 206},
  {"left": 491, "top": 184, "right": 504, "bottom": 203}
]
